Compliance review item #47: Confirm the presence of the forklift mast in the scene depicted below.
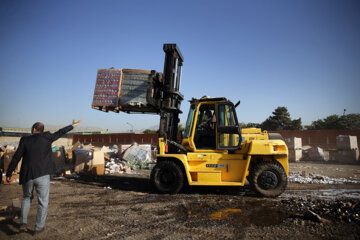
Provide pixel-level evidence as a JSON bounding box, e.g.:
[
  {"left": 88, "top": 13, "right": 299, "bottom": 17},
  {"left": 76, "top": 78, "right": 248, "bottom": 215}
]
[
  {"left": 92, "top": 43, "right": 184, "bottom": 149},
  {"left": 159, "top": 44, "right": 184, "bottom": 145}
]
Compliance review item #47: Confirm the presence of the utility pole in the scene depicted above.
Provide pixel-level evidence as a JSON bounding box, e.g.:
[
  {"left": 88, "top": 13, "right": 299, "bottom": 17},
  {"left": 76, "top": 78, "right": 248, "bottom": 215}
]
[{"left": 126, "top": 122, "right": 134, "bottom": 133}]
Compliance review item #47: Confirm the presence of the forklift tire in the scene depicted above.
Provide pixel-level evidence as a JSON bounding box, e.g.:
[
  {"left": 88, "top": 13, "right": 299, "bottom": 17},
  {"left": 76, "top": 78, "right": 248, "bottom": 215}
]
[
  {"left": 248, "top": 161, "right": 287, "bottom": 197},
  {"left": 150, "top": 161, "right": 184, "bottom": 194}
]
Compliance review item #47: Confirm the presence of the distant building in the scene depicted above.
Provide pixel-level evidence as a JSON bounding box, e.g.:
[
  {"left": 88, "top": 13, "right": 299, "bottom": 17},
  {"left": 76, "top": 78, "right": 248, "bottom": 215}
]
[{"left": 0, "top": 127, "right": 110, "bottom": 137}]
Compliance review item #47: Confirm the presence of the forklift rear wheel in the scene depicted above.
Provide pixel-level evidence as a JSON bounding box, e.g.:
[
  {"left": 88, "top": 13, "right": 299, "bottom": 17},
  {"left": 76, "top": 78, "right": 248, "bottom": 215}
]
[
  {"left": 150, "top": 161, "right": 184, "bottom": 194},
  {"left": 249, "top": 161, "right": 287, "bottom": 197}
]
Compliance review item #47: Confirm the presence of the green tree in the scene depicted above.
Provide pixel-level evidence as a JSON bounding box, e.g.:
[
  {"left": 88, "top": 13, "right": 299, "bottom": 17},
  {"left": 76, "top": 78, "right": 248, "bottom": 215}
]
[
  {"left": 261, "top": 106, "right": 302, "bottom": 131},
  {"left": 239, "top": 122, "right": 261, "bottom": 128},
  {"left": 143, "top": 129, "right": 157, "bottom": 134},
  {"left": 306, "top": 114, "right": 360, "bottom": 130},
  {"left": 345, "top": 114, "right": 360, "bottom": 129},
  {"left": 288, "top": 118, "right": 303, "bottom": 130}
]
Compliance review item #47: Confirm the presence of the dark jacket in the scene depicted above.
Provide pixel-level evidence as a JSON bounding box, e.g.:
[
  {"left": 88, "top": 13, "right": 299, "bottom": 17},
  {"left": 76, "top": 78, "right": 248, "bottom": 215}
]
[{"left": 6, "top": 125, "right": 73, "bottom": 184}]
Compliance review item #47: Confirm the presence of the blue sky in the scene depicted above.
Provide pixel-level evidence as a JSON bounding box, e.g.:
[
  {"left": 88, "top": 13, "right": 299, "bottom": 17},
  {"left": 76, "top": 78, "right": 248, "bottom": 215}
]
[{"left": 0, "top": 0, "right": 359, "bottom": 132}]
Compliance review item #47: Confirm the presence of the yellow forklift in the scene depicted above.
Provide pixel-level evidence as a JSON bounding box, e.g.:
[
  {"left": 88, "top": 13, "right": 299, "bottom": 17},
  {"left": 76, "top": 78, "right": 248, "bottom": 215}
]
[{"left": 92, "top": 44, "right": 288, "bottom": 197}]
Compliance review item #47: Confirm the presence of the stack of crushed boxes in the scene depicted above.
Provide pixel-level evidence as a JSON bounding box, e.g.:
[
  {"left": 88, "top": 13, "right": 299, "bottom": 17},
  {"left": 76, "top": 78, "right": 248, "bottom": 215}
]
[
  {"left": 285, "top": 137, "right": 302, "bottom": 162},
  {"left": 333, "top": 135, "right": 359, "bottom": 163},
  {"left": 51, "top": 143, "right": 106, "bottom": 176},
  {"left": 52, "top": 142, "right": 156, "bottom": 176}
]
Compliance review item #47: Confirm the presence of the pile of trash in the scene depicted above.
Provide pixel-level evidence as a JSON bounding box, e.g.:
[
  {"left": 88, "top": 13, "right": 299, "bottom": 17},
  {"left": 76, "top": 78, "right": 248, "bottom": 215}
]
[
  {"left": 100, "top": 143, "right": 156, "bottom": 174},
  {"left": 288, "top": 173, "right": 360, "bottom": 184},
  {"left": 1, "top": 140, "right": 157, "bottom": 181},
  {"left": 68, "top": 142, "right": 157, "bottom": 176},
  {"left": 106, "top": 159, "right": 132, "bottom": 174}
]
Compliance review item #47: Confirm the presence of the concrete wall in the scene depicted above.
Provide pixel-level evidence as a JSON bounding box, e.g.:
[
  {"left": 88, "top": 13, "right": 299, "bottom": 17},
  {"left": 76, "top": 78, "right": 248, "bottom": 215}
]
[
  {"left": 271, "top": 129, "right": 360, "bottom": 150},
  {"left": 73, "top": 133, "right": 158, "bottom": 146},
  {"left": 72, "top": 130, "right": 360, "bottom": 150}
]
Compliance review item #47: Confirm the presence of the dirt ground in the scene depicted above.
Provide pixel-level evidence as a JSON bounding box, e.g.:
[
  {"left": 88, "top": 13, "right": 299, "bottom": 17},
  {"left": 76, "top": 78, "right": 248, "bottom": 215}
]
[{"left": 1, "top": 162, "right": 360, "bottom": 240}]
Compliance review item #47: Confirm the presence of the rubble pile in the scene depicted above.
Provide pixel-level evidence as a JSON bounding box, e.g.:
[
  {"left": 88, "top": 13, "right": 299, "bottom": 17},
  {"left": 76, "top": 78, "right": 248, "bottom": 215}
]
[
  {"left": 122, "top": 143, "right": 152, "bottom": 169},
  {"left": 101, "top": 143, "right": 156, "bottom": 173},
  {"left": 105, "top": 159, "right": 132, "bottom": 174},
  {"left": 277, "top": 198, "right": 360, "bottom": 223},
  {"left": 288, "top": 173, "right": 360, "bottom": 184},
  {"left": 0, "top": 141, "right": 157, "bottom": 182},
  {"left": 69, "top": 142, "right": 157, "bottom": 176}
]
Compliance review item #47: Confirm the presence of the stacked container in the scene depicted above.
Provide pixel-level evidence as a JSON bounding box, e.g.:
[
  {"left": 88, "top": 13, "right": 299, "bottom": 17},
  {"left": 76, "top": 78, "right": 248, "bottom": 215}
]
[
  {"left": 119, "top": 69, "right": 156, "bottom": 112},
  {"left": 335, "top": 135, "right": 359, "bottom": 163},
  {"left": 92, "top": 68, "right": 122, "bottom": 108},
  {"left": 285, "top": 137, "right": 302, "bottom": 162}
]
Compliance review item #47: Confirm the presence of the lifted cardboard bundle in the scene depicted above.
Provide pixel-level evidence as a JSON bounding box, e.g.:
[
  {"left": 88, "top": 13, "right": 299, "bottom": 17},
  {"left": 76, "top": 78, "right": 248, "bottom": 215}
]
[{"left": 92, "top": 68, "right": 159, "bottom": 113}]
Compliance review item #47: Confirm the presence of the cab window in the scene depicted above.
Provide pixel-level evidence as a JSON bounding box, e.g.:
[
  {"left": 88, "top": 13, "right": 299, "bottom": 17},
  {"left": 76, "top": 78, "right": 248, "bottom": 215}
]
[
  {"left": 217, "top": 103, "right": 241, "bottom": 150},
  {"left": 184, "top": 104, "right": 195, "bottom": 139}
]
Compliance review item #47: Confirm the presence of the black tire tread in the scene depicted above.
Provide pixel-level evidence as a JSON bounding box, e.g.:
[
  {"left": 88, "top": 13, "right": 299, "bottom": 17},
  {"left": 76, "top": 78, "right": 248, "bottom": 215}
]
[
  {"left": 150, "top": 161, "right": 184, "bottom": 194},
  {"left": 248, "top": 161, "right": 287, "bottom": 197}
]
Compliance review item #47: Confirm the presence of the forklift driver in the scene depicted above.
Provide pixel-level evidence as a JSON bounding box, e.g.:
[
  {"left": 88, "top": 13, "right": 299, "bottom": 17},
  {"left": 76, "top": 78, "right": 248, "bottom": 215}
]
[
  {"left": 195, "top": 108, "right": 216, "bottom": 149},
  {"left": 199, "top": 110, "right": 213, "bottom": 128}
]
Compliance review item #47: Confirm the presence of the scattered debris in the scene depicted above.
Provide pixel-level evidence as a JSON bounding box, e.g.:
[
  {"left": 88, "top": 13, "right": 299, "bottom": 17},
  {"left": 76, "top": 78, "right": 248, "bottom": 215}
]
[
  {"left": 304, "top": 209, "right": 329, "bottom": 223},
  {"left": 277, "top": 198, "right": 360, "bottom": 223},
  {"left": 105, "top": 159, "right": 132, "bottom": 174},
  {"left": 288, "top": 173, "right": 360, "bottom": 184}
]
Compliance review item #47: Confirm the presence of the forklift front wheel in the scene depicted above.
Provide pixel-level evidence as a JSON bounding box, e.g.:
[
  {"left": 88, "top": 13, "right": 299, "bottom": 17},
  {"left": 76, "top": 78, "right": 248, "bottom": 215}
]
[
  {"left": 150, "top": 161, "right": 184, "bottom": 194},
  {"left": 249, "top": 161, "right": 287, "bottom": 197}
]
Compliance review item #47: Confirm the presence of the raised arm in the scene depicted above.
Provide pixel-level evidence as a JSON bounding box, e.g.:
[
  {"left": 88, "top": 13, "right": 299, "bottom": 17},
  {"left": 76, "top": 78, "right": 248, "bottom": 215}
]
[{"left": 49, "top": 120, "right": 83, "bottom": 142}]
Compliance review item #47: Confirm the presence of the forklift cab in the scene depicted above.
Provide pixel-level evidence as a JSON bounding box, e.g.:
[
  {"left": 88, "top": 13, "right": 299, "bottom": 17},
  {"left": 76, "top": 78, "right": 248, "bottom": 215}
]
[{"left": 182, "top": 97, "right": 242, "bottom": 152}]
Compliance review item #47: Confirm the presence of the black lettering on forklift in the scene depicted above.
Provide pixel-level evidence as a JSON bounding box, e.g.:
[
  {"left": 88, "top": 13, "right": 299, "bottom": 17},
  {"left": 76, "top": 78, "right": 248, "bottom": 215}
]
[{"left": 206, "top": 164, "right": 226, "bottom": 168}]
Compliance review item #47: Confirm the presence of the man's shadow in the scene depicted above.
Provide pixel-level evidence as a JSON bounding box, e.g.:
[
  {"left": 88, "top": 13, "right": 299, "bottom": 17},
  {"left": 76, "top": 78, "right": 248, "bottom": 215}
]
[{"left": 0, "top": 206, "right": 33, "bottom": 236}]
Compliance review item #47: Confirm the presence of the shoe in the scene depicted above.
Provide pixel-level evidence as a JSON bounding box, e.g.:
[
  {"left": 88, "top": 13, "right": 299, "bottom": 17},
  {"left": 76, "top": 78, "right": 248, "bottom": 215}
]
[
  {"left": 19, "top": 224, "right": 27, "bottom": 232},
  {"left": 33, "top": 227, "right": 45, "bottom": 236}
]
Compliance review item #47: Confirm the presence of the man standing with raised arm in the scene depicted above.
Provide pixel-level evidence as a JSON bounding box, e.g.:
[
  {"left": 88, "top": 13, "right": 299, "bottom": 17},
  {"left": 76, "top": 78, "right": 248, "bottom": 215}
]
[{"left": 6, "top": 120, "right": 83, "bottom": 235}]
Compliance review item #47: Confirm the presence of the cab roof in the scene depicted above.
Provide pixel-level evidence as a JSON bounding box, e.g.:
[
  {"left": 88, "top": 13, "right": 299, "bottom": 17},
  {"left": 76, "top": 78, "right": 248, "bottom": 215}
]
[{"left": 189, "top": 96, "right": 227, "bottom": 104}]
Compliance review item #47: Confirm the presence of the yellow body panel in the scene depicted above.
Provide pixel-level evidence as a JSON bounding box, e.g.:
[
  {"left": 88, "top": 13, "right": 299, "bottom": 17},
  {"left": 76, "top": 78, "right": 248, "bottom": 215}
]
[
  {"left": 247, "top": 139, "right": 288, "bottom": 175},
  {"left": 157, "top": 150, "right": 252, "bottom": 186},
  {"left": 158, "top": 138, "right": 253, "bottom": 186},
  {"left": 159, "top": 130, "right": 288, "bottom": 186}
]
